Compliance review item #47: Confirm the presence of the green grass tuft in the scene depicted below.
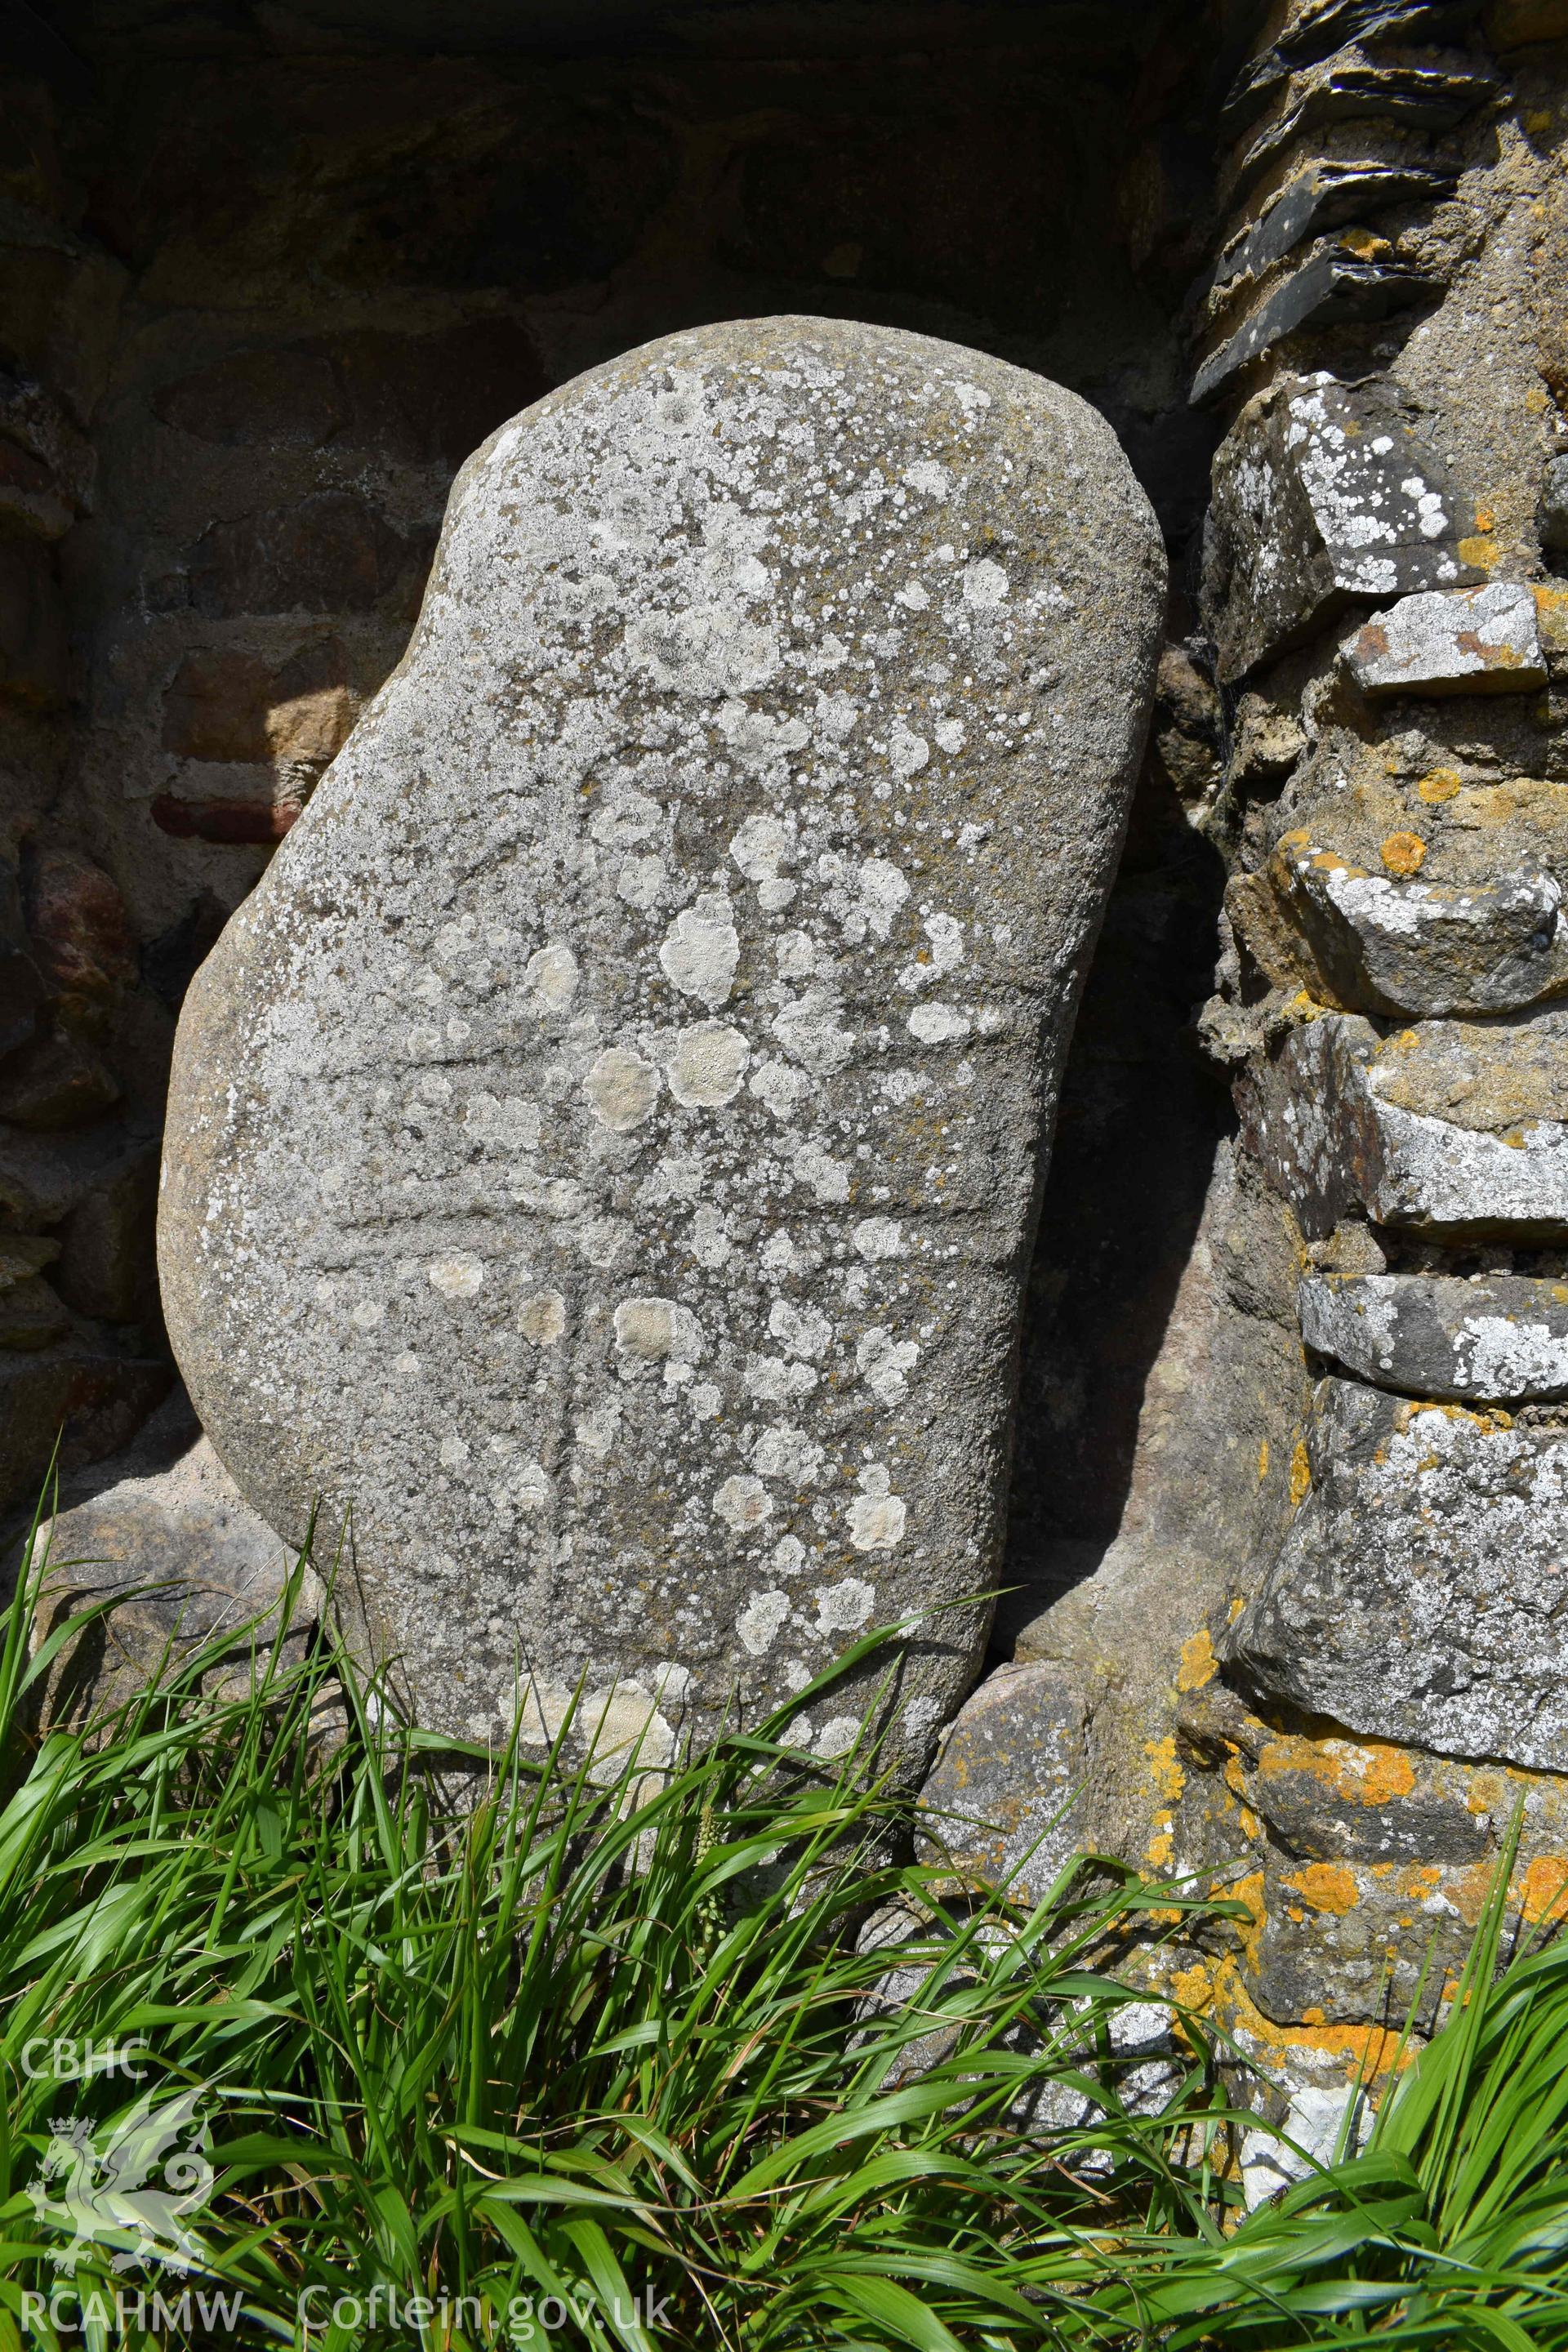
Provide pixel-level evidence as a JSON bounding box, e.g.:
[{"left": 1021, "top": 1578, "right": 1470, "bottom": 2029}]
[{"left": 3, "top": 1499, "right": 1568, "bottom": 2349}]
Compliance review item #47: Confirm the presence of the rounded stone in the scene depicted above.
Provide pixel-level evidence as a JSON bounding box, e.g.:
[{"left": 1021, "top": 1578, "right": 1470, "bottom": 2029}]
[{"left": 158, "top": 315, "right": 1163, "bottom": 1769}]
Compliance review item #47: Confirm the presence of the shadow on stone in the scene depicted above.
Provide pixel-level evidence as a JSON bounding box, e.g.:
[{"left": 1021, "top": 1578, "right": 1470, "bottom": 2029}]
[{"left": 998, "top": 750, "right": 1231, "bottom": 1661}]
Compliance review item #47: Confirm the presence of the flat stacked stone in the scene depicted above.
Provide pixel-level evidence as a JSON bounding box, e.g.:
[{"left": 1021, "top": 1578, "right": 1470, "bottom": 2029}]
[{"left": 1223, "top": 1377, "right": 1568, "bottom": 1773}]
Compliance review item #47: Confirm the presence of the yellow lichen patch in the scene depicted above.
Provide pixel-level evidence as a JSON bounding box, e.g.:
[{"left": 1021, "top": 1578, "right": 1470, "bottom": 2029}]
[
  {"left": 1255, "top": 1731, "right": 1416, "bottom": 1808},
  {"left": 1534, "top": 586, "right": 1568, "bottom": 652},
  {"left": 1257, "top": 1437, "right": 1270, "bottom": 1482},
  {"left": 1474, "top": 506, "right": 1498, "bottom": 534},
  {"left": 1380, "top": 831, "right": 1427, "bottom": 877},
  {"left": 1340, "top": 226, "right": 1391, "bottom": 259},
  {"left": 1416, "top": 765, "right": 1463, "bottom": 804},
  {"left": 1177, "top": 1628, "right": 1219, "bottom": 1693},
  {"left": 1289, "top": 1440, "right": 1312, "bottom": 1508},
  {"left": 1522, "top": 1853, "right": 1568, "bottom": 1926},
  {"left": 1449, "top": 1857, "right": 1500, "bottom": 1930},
  {"left": 1146, "top": 1823, "right": 1174, "bottom": 1868},
  {"left": 1397, "top": 1863, "right": 1442, "bottom": 1903},
  {"left": 1232, "top": 1870, "right": 1267, "bottom": 1973},
  {"left": 1197, "top": 1947, "right": 1409, "bottom": 2082},
  {"left": 1227, "top": 1595, "right": 1246, "bottom": 1624},
  {"left": 1169, "top": 1960, "right": 1215, "bottom": 2015},
  {"left": 1145, "top": 1735, "right": 1187, "bottom": 1804},
  {"left": 1345, "top": 1742, "right": 1415, "bottom": 1806},
  {"left": 1282, "top": 1862, "right": 1361, "bottom": 1916},
  {"left": 1458, "top": 534, "right": 1503, "bottom": 569},
  {"left": 1239, "top": 1806, "right": 1262, "bottom": 1841}
]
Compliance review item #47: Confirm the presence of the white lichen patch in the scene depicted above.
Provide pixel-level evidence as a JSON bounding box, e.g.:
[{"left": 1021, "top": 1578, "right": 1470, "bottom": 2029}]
[
  {"left": 526, "top": 942, "right": 580, "bottom": 1011},
  {"left": 428, "top": 1254, "right": 484, "bottom": 1299},
  {"left": 614, "top": 1296, "right": 705, "bottom": 1363},
  {"left": 659, "top": 894, "right": 742, "bottom": 1008},
  {"left": 737, "top": 1588, "right": 791, "bottom": 1655},
  {"left": 814, "top": 1576, "right": 876, "bottom": 1635},
  {"left": 849, "top": 1466, "right": 907, "bottom": 1552},
  {"left": 714, "top": 1472, "right": 773, "bottom": 1532},
  {"left": 586, "top": 1048, "right": 661, "bottom": 1130},
  {"left": 665, "top": 1022, "right": 748, "bottom": 1107},
  {"left": 907, "top": 1002, "right": 970, "bottom": 1044},
  {"left": 519, "top": 1290, "right": 567, "bottom": 1345}
]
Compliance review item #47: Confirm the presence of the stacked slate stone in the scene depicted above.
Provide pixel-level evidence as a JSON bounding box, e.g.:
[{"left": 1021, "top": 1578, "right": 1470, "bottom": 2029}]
[
  {"left": 924, "top": 0, "right": 1568, "bottom": 2113},
  {"left": 1185, "top": 0, "right": 1568, "bottom": 2071}
]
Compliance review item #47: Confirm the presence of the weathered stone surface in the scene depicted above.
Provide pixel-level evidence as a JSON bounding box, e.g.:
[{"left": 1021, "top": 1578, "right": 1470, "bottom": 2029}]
[
  {"left": 23, "top": 849, "right": 136, "bottom": 1036},
  {"left": 1241, "top": 2085, "right": 1370, "bottom": 2210},
  {"left": 161, "top": 639, "right": 355, "bottom": 767},
  {"left": 0, "top": 1274, "right": 69, "bottom": 1350},
  {"left": 1204, "top": 376, "right": 1479, "bottom": 680},
  {"left": 0, "top": 1233, "right": 59, "bottom": 1286},
  {"left": 0, "top": 367, "right": 95, "bottom": 539},
  {"left": 1178, "top": 1678, "right": 1494, "bottom": 1869},
  {"left": 0, "top": 1121, "right": 160, "bottom": 1232},
  {"left": 1223, "top": 1377, "right": 1568, "bottom": 1771},
  {"left": 1301, "top": 1271, "right": 1568, "bottom": 1400},
  {"left": 159, "top": 317, "right": 1164, "bottom": 1766},
  {"left": 1150, "top": 644, "right": 1223, "bottom": 808},
  {"left": 1176, "top": 1674, "right": 1568, "bottom": 2034},
  {"left": 11, "top": 1392, "right": 322, "bottom": 1731},
  {"left": 1241, "top": 1007, "right": 1568, "bottom": 1238},
  {"left": 150, "top": 791, "right": 306, "bottom": 845},
  {"left": 1192, "top": 250, "right": 1443, "bottom": 408},
  {"left": 55, "top": 1145, "right": 161, "bottom": 1325},
  {"left": 152, "top": 323, "right": 546, "bottom": 472},
  {"left": 1230, "top": 49, "right": 1495, "bottom": 202},
  {"left": 1220, "top": 2, "right": 1486, "bottom": 136},
  {"left": 0, "top": 1353, "right": 172, "bottom": 1520},
  {"left": 0, "top": 537, "right": 68, "bottom": 706},
  {"left": 1211, "top": 159, "right": 1456, "bottom": 294},
  {"left": 1272, "top": 767, "right": 1568, "bottom": 902},
  {"left": 915, "top": 1659, "right": 1089, "bottom": 1900},
  {"left": 185, "top": 492, "right": 423, "bottom": 620},
  {"left": 1344, "top": 581, "right": 1548, "bottom": 697},
  {"left": 1486, "top": 0, "right": 1568, "bottom": 42},
  {"left": 0, "top": 1031, "right": 120, "bottom": 1129},
  {"left": 1539, "top": 452, "right": 1568, "bottom": 555},
  {"left": 1261, "top": 828, "right": 1568, "bottom": 1017}
]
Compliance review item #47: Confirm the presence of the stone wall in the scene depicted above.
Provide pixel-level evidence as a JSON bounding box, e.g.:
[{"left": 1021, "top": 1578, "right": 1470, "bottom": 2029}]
[
  {"left": 0, "top": 0, "right": 1242, "bottom": 1519},
  {"left": 948, "top": 0, "right": 1568, "bottom": 2115}
]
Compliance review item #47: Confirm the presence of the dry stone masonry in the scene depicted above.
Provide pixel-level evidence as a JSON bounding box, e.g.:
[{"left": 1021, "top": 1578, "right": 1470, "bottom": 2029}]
[
  {"left": 1153, "top": 0, "right": 1568, "bottom": 2086},
  {"left": 927, "top": 0, "right": 1568, "bottom": 2117},
  {"left": 157, "top": 317, "right": 1163, "bottom": 1770}
]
